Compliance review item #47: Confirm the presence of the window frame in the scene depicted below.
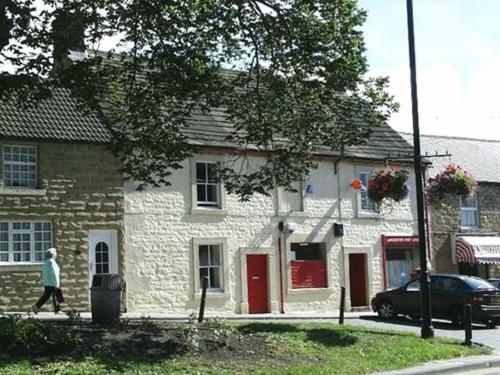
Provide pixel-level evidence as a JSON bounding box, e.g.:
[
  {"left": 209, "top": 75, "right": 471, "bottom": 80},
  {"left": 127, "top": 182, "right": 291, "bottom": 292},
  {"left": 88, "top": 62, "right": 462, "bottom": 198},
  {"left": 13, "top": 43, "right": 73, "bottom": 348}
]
[
  {"left": 0, "top": 220, "right": 52, "bottom": 265},
  {"left": 276, "top": 181, "right": 307, "bottom": 216},
  {"left": 459, "top": 194, "right": 479, "bottom": 228},
  {"left": 190, "top": 157, "right": 227, "bottom": 215},
  {"left": 192, "top": 237, "right": 229, "bottom": 297},
  {"left": 2, "top": 145, "right": 38, "bottom": 189}
]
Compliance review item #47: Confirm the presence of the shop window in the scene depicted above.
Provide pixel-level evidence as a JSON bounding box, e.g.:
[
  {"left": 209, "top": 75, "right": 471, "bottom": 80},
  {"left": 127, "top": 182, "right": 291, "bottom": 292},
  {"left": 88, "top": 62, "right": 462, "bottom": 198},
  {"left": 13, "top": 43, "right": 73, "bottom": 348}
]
[
  {"left": 290, "top": 242, "right": 327, "bottom": 289},
  {"left": 460, "top": 194, "right": 479, "bottom": 228},
  {"left": 385, "top": 247, "right": 418, "bottom": 289}
]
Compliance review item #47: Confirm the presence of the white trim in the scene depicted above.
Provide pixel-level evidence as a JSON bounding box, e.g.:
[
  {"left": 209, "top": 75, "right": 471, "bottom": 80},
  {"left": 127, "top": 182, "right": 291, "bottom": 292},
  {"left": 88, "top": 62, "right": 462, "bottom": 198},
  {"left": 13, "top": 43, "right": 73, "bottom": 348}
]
[
  {"left": 343, "top": 246, "right": 373, "bottom": 310},
  {"left": 0, "top": 220, "right": 52, "bottom": 265},
  {"left": 276, "top": 181, "right": 307, "bottom": 215},
  {"left": 239, "top": 247, "right": 279, "bottom": 314},
  {"left": 285, "top": 231, "right": 333, "bottom": 293},
  {"left": 192, "top": 237, "right": 229, "bottom": 298},
  {"left": 355, "top": 168, "right": 382, "bottom": 218},
  {"left": 89, "top": 229, "right": 119, "bottom": 286},
  {"left": 190, "top": 156, "right": 227, "bottom": 215}
]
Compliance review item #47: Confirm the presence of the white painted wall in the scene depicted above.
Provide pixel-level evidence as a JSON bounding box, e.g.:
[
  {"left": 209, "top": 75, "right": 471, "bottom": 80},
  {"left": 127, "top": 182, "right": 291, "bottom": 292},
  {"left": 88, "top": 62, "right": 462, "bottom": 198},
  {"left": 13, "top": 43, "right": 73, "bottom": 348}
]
[{"left": 124, "top": 153, "right": 418, "bottom": 314}]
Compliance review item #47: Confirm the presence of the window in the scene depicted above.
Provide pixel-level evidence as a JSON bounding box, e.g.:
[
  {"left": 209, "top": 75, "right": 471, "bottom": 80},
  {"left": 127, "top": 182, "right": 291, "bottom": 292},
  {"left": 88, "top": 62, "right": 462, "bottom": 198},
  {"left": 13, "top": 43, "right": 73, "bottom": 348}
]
[
  {"left": 290, "top": 242, "right": 327, "bottom": 289},
  {"left": 0, "top": 221, "right": 52, "bottom": 263},
  {"left": 196, "top": 161, "right": 220, "bottom": 208},
  {"left": 406, "top": 279, "right": 420, "bottom": 292},
  {"left": 431, "top": 277, "right": 467, "bottom": 292},
  {"left": 358, "top": 171, "right": 377, "bottom": 213},
  {"left": 3, "top": 145, "right": 37, "bottom": 188},
  {"left": 460, "top": 194, "right": 479, "bottom": 228},
  {"left": 198, "top": 244, "right": 222, "bottom": 291},
  {"left": 279, "top": 182, "right": 304, "bottom": 213}
]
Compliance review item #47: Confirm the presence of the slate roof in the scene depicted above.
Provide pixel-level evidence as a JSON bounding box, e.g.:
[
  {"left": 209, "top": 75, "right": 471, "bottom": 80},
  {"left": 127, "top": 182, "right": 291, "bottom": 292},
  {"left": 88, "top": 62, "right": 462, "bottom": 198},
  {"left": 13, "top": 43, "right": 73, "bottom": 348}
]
[
  {"left": 0, "top": 89, "right": 110, "bottom": 143},
  {"left": 401, "top": 133, "right": 500, "bottom": 183},
  {"left": 0, "top": 86, "right": 412, "bottom": 161}
]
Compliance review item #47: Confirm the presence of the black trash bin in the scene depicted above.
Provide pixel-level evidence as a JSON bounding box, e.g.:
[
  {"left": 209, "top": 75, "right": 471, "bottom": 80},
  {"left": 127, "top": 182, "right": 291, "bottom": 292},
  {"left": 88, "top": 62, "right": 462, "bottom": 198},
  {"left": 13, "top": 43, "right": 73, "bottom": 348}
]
[{"left": 90, "top": 274, "right": 124, "bottom": 324}]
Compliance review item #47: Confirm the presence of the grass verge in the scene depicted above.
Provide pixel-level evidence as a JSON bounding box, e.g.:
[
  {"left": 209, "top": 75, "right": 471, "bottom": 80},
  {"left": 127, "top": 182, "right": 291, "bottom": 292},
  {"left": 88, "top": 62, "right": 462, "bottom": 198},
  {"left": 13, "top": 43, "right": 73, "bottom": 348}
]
[{"left": 0, "top": 320, "right": 491, "bottom": 375}]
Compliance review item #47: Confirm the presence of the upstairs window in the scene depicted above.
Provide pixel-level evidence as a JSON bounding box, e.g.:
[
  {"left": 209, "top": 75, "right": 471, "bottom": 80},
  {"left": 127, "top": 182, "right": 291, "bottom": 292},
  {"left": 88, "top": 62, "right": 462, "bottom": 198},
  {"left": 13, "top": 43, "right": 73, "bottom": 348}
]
[
  {"left": 359, "top": 172, "right": 377, "bottom": 213},
  {"left": 196, "top": 161, "right": 220, "bottom": 208},
  {"left": 279, "top": 182, "right": 304, "bottom": 213},
  {"left": 3, "top": 145, "right": 37, "bottom": 188},
  {"left": 460, "top": 194, "right": 479, "bottom": 228}
]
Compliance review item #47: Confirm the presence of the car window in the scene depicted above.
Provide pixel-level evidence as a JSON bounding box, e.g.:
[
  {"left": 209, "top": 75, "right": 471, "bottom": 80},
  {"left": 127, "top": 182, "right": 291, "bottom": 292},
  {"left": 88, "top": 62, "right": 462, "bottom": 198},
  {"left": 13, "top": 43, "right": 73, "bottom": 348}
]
[
  {"left": 465, "top": 277, "right": 496, "bottom": 290},
  {"left": 406, "top": 280, "right": 420, "bottom": 291},
  {"left": 432, "top": 277, "right": 467, "bottom": 291}
]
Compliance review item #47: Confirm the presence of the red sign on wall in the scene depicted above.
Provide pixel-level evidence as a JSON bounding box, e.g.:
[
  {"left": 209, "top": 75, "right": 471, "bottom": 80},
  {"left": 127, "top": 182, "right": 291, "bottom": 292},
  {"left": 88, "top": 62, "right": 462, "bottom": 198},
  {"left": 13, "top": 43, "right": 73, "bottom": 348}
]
[
  {"left": 383, "top": 236, "right": 419, "bottom": 247},
  {"left": 291, "top": 260, "right": 327, "bottom": 289}
]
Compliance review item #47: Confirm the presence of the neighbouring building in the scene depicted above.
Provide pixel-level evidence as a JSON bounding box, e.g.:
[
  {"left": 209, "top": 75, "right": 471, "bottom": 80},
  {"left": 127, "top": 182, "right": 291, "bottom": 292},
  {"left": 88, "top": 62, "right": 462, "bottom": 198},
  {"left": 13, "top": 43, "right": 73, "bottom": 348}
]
[
  {"left": 403, "top": 133, "right": 500, "bottom": 279},
  {"left": 124, "top": 118, "right": 419, "bottom": 315},
  {"left": 0, "top": 90, "right": 124, "bottom": 312}
]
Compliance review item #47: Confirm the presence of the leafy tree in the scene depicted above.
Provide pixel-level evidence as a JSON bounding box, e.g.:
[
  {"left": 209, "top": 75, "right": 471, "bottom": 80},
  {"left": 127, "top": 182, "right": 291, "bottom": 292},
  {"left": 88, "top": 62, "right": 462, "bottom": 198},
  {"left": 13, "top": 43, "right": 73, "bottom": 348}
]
[{"left": 0, "top": 0, "right": 397, "bottom": 200}]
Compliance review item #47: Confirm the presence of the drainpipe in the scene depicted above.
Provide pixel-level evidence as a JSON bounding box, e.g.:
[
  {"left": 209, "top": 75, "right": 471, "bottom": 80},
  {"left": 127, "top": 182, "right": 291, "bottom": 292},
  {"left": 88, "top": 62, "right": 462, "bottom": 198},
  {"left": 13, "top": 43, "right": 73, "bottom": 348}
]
[
  {"left": 334, "top": 157, "right": 346, "bottom": 289},
  {"left": 277, "top": 231, "right": 285, "bottom": 314}
]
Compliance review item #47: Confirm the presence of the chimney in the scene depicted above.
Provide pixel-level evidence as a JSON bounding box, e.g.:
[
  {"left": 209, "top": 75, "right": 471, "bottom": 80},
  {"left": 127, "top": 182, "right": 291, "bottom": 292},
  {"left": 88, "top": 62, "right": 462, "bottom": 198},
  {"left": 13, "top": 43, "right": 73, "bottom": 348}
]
[{"left": 51, "top": 9, "right": 87, "bottom": 74}]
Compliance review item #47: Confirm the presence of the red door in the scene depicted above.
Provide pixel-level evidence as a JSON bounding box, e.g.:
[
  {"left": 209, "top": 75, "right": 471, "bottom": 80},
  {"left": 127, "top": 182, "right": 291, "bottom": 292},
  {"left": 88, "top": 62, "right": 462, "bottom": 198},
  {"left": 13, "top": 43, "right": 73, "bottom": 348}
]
[
  {"left": 349, "top": 253, "right": 367, "bottom": 307},
  {"left": 247, "top": 254, "right": 269, "bottom": 313}
]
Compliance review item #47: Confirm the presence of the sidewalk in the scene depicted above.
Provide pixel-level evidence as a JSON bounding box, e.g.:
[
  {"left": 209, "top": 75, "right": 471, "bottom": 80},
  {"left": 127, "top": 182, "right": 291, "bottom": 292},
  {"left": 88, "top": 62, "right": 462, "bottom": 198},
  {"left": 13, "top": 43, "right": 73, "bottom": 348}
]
[{"left": 3, "top": 310, "right": 374, "bottom": 321}]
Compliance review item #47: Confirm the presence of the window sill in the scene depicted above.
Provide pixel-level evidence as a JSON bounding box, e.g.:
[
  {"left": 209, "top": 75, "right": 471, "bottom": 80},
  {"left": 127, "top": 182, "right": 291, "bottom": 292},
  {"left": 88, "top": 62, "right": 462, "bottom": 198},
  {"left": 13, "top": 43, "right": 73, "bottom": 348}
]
[
  {"left": 357, "top": 211, "right": 383, "bottom": 219},
  {"left": 459, "top": 226, "right": 480, "bottom": 232},
  {"left": 0, "top": 188, "right": 46, "bottom": 196},
  {"left": 287, "top": 287, "right": 334, "bottom": 296},
  {"left": 0, "top": 263, "right": 43, "bottom": 272},
  {"left": 277, "top": 211, "right": 308, "bottom": 218},
  {"left": 191, "top": 208, "right": 228, "bottom": 216},
  {"left": 193, "top": 291, "right": 230, "bottom": 300}
]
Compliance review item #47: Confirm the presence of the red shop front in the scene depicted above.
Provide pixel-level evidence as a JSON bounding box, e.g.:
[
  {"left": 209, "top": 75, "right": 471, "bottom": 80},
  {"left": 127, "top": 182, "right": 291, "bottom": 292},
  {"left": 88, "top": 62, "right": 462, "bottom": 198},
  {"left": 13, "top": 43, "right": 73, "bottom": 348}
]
[{"left": 382, "top": 235, "right": 420, "bottom": 289}]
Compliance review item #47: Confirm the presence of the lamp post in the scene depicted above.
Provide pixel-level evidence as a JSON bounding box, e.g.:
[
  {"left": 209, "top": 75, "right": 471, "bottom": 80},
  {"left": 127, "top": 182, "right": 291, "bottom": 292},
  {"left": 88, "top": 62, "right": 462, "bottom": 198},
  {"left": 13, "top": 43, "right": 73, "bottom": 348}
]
[{"left": 406, "top": 0, "right": 434, "bottom": 339}]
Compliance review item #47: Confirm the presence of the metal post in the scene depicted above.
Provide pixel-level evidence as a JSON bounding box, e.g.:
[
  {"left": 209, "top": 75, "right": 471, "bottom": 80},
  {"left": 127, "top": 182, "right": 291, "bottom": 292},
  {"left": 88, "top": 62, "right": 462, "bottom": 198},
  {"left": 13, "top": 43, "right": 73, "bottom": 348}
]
[
  {"left": 339, "top": 286, "right": 346, "bottom": 325},
  {"left": 406, "top": 0, "right": 434, "bottom": 339},
  {"left": 464, "top": 304, "right": 472, "bottom": 346},
  {"left": 198, "top": 276, "right": 209, "bottom": 323}
]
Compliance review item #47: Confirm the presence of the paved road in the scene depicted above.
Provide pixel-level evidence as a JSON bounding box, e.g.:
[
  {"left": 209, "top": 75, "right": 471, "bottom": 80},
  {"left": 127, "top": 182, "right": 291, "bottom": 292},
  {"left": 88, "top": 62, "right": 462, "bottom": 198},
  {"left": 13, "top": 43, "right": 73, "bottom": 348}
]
[{"left": 346, "top": 315, "right": 500, "bottom": 352}]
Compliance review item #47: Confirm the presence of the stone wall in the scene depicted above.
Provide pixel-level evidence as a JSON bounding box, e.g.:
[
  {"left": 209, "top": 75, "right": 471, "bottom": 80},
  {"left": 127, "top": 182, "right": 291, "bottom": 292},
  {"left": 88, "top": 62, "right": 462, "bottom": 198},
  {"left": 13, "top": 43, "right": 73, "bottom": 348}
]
[
  {"left": 430, "top": 182, "right": 500, "bottom": 277},
  {"left": 124, "top": 153, "right": 418, "bottom": 314},
  {"left": 0, "top": 140, "right": 123, "bottom": 312}
]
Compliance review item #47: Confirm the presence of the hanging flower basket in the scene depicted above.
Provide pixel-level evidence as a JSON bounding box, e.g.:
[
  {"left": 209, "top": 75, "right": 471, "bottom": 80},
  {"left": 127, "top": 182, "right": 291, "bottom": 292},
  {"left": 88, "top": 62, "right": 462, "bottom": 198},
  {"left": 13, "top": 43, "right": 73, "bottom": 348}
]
[
  {"left": 367, "top": 168, "right": 410, "bottom": 203},
  {"left": 425, "top": 164, "right": 477, "bottom": 204}
]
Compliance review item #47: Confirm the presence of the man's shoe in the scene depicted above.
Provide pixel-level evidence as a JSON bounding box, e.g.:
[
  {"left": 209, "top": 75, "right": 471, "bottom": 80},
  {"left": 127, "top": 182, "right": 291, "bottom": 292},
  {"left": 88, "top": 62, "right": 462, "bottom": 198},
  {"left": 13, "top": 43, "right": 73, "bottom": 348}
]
[{"left": 31, "top": 305, "right": 39, "bottom": 315}]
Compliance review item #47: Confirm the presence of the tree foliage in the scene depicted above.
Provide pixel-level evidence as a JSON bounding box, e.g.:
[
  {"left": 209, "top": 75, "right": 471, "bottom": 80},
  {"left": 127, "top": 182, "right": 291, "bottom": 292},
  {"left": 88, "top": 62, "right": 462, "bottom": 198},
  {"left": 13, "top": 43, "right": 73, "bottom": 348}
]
[{"left": 1, "top": 0, "right": 398, "bottom": 200}]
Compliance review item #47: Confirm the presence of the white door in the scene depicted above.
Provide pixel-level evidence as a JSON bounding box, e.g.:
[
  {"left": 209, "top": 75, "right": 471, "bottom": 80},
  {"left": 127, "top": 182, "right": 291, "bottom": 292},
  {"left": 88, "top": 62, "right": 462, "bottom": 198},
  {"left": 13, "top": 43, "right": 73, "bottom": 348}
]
[{"left": 89, "top": 230, "right": 118, "bottom": 286}]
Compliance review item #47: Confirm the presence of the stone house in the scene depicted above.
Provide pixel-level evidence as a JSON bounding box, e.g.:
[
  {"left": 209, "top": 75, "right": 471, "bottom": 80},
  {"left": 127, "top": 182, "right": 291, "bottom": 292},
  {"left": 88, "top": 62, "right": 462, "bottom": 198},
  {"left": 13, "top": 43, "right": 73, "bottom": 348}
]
[
  {"left": 403, "top": 133, "right": 500, "bottom": 279},
  {"left": 124, "top": 119, "right": 419, "bottom": 315},
  {"left": 0, "top": 87, "right": 418, "bottom": 315},
  {"left": 0, "top": 90, "right": 124, "bottom": 312}
]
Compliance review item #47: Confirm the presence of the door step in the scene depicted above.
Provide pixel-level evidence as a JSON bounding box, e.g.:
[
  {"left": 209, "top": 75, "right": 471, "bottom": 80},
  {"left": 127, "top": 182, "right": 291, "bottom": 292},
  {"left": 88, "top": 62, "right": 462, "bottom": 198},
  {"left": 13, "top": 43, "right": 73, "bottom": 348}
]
[{"left": 351, "top": 306, "right": 371, "bottom": 312}]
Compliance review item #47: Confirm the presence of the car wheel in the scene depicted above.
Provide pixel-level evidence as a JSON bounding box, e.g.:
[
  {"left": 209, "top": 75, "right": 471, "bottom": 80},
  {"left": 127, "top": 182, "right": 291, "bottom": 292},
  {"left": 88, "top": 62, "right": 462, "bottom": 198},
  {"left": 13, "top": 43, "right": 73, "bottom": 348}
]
[
  {"left": 450, "top": 306, "right": 464, "bottom": 328},
  {"left": 378, "top": 301, "right": 396, "bottom": 319},
  {"left": 486, "top": 321, "right": 496, "bottom": 329}
]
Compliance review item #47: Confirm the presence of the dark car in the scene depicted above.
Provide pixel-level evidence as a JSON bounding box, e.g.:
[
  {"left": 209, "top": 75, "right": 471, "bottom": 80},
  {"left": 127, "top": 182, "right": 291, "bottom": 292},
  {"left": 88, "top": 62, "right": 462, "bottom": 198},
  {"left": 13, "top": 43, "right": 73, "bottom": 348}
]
[
  {"left": 488, "top": 278, "right": 500, "bottom": 289},
  {"left": 371, "top": 274, "right": 500, "bottom": 328}
]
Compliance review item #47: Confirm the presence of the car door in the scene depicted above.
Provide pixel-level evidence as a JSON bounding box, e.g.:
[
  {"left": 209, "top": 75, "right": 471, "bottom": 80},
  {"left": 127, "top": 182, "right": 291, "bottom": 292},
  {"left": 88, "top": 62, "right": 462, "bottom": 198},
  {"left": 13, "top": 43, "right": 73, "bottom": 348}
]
[
  {"left": 396, "top": 279, "right": 421, "bottom": 315},
  {"left": 431, "top": 276, "right": 469, "bottom": 319}
]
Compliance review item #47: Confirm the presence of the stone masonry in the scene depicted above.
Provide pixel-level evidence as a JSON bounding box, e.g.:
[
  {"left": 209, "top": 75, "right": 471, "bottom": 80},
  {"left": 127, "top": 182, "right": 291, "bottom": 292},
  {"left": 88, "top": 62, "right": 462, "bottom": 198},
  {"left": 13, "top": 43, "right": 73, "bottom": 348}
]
[
  {"left": 430, "top": 182, "right": 500, "bottom": 277},
  {"left": 0, "top": 140, "right": 123, "bottom": 312}
]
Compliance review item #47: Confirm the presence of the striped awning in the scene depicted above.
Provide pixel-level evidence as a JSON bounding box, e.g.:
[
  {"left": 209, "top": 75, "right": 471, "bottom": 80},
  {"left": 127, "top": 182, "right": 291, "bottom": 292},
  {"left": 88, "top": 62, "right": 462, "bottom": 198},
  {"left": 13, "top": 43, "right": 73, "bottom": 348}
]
[{"left": 455, "top": 236, "right": 500, "bottom": 264}]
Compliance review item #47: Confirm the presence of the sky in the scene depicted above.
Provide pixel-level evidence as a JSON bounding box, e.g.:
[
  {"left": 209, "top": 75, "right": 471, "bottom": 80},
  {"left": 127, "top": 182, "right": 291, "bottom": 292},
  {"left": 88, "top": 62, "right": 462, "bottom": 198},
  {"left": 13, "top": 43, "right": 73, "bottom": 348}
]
[{"left": 358, "top": 0, "right": 500, "bottom": 140}]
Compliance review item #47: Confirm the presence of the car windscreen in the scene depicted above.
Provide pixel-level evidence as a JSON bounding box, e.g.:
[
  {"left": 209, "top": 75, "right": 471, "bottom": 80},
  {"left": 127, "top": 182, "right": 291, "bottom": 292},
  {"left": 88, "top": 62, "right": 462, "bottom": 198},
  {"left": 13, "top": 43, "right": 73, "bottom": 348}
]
[{"left": 465, "top": 277, "right": 496, "bottom": 290}]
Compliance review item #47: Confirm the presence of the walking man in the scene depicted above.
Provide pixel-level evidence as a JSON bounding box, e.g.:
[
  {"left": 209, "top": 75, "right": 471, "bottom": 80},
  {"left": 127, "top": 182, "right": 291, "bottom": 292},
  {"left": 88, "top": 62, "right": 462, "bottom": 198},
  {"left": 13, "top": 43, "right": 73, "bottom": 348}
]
[{"left": 32, "top": 248, "right": 62, "bottom": 314}]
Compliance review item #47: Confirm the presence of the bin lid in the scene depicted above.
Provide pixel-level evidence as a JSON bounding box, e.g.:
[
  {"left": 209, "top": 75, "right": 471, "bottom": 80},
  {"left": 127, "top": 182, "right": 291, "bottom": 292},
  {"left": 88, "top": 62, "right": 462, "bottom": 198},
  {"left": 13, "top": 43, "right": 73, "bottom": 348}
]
[{"left": 91, "top": 274, "right": 124, "bottom": 290}]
